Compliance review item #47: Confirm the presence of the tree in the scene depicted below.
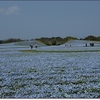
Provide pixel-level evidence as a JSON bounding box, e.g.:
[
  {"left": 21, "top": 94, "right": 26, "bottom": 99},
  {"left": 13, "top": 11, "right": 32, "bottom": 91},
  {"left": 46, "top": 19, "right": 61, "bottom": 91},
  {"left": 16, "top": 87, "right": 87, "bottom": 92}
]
[{"left": 84, "top": 35, "right": 97, "bottom": 41}]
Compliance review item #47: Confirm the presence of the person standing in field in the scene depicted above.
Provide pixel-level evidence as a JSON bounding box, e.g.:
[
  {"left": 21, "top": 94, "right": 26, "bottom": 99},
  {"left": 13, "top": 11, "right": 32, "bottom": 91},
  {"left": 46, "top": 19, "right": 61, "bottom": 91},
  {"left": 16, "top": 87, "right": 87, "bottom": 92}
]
[
  {"left": 35, "top": 44, "right": 38, "bottom": 48},
  {"left": 85, "top": 43, "right": 87, "bottom": 47},
  {"left": 30, "top": 45, "right": 33, "bottom": 49}
]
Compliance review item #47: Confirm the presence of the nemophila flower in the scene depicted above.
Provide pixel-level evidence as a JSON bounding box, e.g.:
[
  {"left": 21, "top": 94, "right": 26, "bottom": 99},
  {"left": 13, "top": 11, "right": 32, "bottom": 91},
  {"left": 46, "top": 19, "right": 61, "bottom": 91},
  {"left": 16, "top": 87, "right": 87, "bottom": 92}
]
[{"left": 0, "top": 40, "right": 100, "bottom": 98}]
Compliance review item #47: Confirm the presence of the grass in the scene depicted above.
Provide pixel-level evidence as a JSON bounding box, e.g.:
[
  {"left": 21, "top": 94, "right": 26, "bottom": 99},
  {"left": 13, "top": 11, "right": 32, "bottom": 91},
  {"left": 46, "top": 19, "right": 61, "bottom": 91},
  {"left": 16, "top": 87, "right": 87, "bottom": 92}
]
[
  {"left": 19, "top": 50, "right": 100, "bottom": 53},
  {"left": 1, "top": 92, "right": 16, "bottom": 98},
  {"left": 57, "top": 81, "right": 70, "bottom": 85},
  {"left": 27, "top": 68, "right": 37, "bottom": 73},
  {"left": 10, "top": 83, "right": 26, "bottom": 90},
  {"left": 71, "top": 80, "right": 86, "bottom": 85},
  {"left": 90, "top": 88, "right": 100, "bottom": 93},
  {"left": 0, "top": 77, "right": 3, "bottom": 81}
]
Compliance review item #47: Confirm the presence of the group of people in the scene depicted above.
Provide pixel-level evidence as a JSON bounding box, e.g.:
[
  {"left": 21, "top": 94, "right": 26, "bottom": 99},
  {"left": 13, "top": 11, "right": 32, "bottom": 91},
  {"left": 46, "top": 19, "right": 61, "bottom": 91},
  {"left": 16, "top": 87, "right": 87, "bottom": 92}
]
[
  {"left": 30, "top": 44, "right": 38, "bottom": 49},
  {"left": 85, "top": 43, "right": 94, "bottom": 47},
  {"left": 65, "top": 44, "right": 71, "bottom": 47},
  {"left": 65, "top": 43, "right": 94, "bottom": 47}
]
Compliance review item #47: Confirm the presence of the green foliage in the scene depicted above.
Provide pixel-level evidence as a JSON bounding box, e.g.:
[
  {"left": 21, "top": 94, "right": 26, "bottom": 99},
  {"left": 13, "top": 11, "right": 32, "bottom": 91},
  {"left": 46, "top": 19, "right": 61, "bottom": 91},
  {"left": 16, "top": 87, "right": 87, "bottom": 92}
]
[
  {"left": 0, "top": 35, "right": 100, "bottom": 45},
  {"left": 19, "top": 50, "right": 100, "bottom": 53},
  {"left": 90, "top": 88, "right": 100, "bottom": 96},
  {"left": 0, "top": 40, "right": 3, "bottom": 44},
  {"left": 5, "top": 38, "right": 23, "bottom": 43},
  {"left": 84, "top": 35, "right": 100, "bottom": 41},
  {"left": 0, "top": 38, "right": 23, "bottom": 44},
  {"left": 35, "top": 36, "right": 78, "bottom": 46},
  {"left": 52, "top": 40, "right": 56, "bottom": 45}
]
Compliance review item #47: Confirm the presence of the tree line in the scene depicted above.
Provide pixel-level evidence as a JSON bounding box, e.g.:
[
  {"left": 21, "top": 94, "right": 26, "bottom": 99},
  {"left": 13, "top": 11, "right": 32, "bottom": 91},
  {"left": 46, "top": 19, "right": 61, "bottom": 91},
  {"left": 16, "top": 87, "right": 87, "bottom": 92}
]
[
  {"left": 0, "top": 35, "right": 100, "bottom": 45},
  {"left": 35, "top": 35, "right": 100, "bottom": 46},
  {"left": 83, "top": 35, "right": 100, "bottom": 41},
  {"left": 35, "top": 36, "right": 78, "bottom": 45},
  {"left": 0, "top": 38, "right": 23, "bottom": 44}
]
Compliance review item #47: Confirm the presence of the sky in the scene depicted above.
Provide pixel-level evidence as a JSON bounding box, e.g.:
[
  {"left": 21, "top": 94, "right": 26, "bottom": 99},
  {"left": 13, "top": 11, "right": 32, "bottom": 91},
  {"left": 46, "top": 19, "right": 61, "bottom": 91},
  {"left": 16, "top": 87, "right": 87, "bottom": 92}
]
[{"left": 0, "top": 1, "right": 100, "bottom": 40}]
